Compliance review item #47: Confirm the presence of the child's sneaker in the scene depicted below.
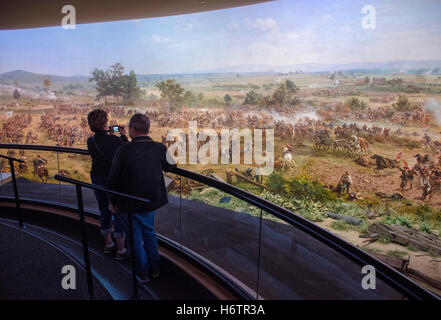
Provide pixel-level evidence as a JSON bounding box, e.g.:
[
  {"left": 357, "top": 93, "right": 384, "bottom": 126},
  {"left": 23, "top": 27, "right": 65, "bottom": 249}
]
[
  {"left": 103, "top": 242, "right": 115, "bottom": 255},
  {"left": 115, "top": 248, "right": 129, "bottom": 261}
]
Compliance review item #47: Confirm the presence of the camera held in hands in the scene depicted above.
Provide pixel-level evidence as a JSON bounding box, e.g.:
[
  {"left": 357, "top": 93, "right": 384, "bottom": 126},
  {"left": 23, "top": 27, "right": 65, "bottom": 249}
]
[{"left": 109, "top": 125, "right": 124, "bottom": 133}]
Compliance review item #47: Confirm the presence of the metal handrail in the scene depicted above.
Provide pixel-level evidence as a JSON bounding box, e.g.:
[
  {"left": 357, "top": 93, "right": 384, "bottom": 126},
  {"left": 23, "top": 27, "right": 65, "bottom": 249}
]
[
  {"left": 0, "top": 144, "right": 439, "bottom": 300},
  {"left": 55, "top": 174, "right": 150, "bottom": 203},
  {"left": 54, "top": 174, "right": 151, "bottom": 300},
  {"left": 0, "top": 154, "right": 25, "bottom": 163},
  {"left": 0, "top": 144, "right": 89, "bottom": 155},
  {"left": 0, "top": 154, "right": 24, "bottom": 227}
]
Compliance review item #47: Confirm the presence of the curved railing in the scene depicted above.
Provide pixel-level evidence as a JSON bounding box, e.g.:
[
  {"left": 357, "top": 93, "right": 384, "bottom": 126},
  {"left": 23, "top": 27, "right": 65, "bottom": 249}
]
[{"left": 0, "top": 144, "right": 438, "bottom": 300}]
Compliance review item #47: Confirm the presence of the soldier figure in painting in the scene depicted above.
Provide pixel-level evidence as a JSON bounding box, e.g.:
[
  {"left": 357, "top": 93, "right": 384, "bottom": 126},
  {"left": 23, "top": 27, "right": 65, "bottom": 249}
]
[
  {"left": 32, "top": 154, "right": 49, "bottom": 183},
  {"left": 399, "top": 162, "right": 415, "bottom": 190},
  {"left": 337, "top": 171, "right": 352, "bottom": 195},
  {"left": 422, "top": 133, "right": 432, "bottom": 149}
]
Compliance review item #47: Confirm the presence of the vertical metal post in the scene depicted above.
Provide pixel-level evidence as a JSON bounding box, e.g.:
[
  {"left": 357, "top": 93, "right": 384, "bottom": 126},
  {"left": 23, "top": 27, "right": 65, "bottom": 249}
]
[
  {"left": 179, "top": 175, "right": 183, "bottom": 249},
  {"left": 256, "top": 208, "right": 263, "bottom": 300},
  {"left": 75, "top": 184, "right": 95, "bottom": 299},
  {"left": 9, "top": 159, "right": 23, "bottom": 228},
  {"left": 56, "top": 152, "right": 61, "bottom": 203},
  {"left": 127, "top": 201, "right": 138, "bottom": 300},
  {"left": 0, "top": 160, "right": 4, "bottom": 196}
]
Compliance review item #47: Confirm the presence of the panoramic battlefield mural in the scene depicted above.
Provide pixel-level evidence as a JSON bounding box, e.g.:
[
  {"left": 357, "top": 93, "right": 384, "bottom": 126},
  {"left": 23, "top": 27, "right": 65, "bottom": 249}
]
[{"left": 0, "top": 0, "right": 440, "bottom": 293}]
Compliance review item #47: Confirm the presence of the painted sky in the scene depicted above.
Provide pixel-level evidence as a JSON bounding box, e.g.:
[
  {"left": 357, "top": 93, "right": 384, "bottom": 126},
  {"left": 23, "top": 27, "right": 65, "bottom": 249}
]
[{"left": 0, "top": 0, "right": 440, "bottom": 75}]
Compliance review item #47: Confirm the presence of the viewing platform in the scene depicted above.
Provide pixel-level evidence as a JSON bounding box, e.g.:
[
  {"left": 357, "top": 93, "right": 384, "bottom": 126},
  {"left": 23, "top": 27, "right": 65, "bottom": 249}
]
[{"left": 0, "top": 171, "right": 437, "bottom": 300}]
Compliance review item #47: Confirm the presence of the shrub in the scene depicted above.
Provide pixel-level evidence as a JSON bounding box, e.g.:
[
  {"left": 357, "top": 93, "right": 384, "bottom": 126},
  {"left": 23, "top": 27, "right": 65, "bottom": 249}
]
[
  {"left": 257, "top": 190, "right": 325, "bottom": 221},
  {"left": 345, "top": 97, "right": 367, "bottom": 111},
  {"left": 284, "top": 175, "right": 334, "bottom": 203},
  {"left": 266, "top": 172, "right": 333, "bottom": 203},
  {"left": 383, "top": 215, "right": 413, "bottom": 228},
  {"left": 387, "top": 250, "right": 408, "bottom": 258},
  {"left": 415, "top": 204, "right": 441, "bottom": 222},
  {"left": 266, "top": 172, "right": 285, "bottom": 194},
  {"left": 245, "top": 90, "right": 262, "bottom": 105},
  {"left": 392, "top": 95, "right": 417, "bottom": 112},
  {"left": 378, "top": 236, "right": 391, "bottom": 244},
  {"left": 331, "top": 220, "right": 350, "bottom": 231},
  {"left": 361, "top": 246, "right": 382, "bottom": 254},
  {"left": 396, "top": 216, "right": 413, "bottom": 228},
  {"left": 389, "top": 135, "right": 421, "bottom": 149},
  {"left": 383, "top": 215, "right": 397, "bottom": 226},
  {"left": 419, "top": 222, "right": 432, "bottom": 234}
]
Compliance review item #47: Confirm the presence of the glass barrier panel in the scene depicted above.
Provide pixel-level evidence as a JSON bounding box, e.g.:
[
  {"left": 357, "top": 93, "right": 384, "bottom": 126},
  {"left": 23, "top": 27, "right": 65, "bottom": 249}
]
[
  {"left": 258, "top": 214, "right": 407, "bottom": 300},
  {"left": 180, "top": 177, "right": 261, "bottom": 297},
  {"left": 0, "top": 150, "right": 9, "bottom": 196},
  {"left": 57, "top": 151, "right": 97, "bottom": 212},
  {"left": 0, "top": 149, "right": 12, "bottom": 198},
  {"left": 1, "top": 149, "right": 63, "bottom": 205},
  {"left": 155, "top": 172, "right": 182, "bottom": 244},
  {"left": 54, "top": 151, "right": 79, "bottom": 209}
]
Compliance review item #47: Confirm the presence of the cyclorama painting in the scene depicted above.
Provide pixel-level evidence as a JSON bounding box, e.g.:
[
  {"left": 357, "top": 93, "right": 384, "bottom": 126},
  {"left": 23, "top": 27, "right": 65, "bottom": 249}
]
[{"left": 0, "top": 0, "right": 440, "bottom": 293}]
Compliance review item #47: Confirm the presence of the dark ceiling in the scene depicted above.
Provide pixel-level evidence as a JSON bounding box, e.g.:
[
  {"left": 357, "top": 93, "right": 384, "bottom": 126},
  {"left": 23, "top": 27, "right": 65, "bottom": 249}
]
[{"left": 0, "top": 0, "right": 273, "bottom": 30}]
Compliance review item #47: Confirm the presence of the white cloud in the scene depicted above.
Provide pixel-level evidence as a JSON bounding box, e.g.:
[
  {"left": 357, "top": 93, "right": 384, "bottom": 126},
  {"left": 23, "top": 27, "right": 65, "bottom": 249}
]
[
  {"left": 340, "top": 25, "right": 352, "bottom": 33},
  {"left": 286, "top": 32, "right": 300, "bottom": 40},
  {"left": 151, "top": 34, "right": 175, "bottom": 45},
  {"left": 244, "top": 17, "right": 279, "bottom": 32},
  {"left": 255, "top": 17, "right": 278, "bottom": 32},
  {"left": 184, "top": 23, "right": 194, "bottom": 31},
  {"left": 320, "top": 14, "right": 332, "bottom": 23},
  {"left": 366, "top": 29, "right": 441, "bottom": 61},
  {"left": 227, "top": 22, "right": 240, "bottom": 30},
  {"left": 149, "top": 34, "right": 199, "bottom": 52}
]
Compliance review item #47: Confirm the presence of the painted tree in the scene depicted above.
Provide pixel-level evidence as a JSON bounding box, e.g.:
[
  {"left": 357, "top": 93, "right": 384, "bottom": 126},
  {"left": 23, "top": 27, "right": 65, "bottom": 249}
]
[
  {"left": 285, "top": 80, "right": 299, "bottom": 94},
  {"left": 345, "top": 97, "right": 367, "bottom": 111},
  {"left": 155, "top": 79, "right": 185, "bottom": 110},
  {"left": 393, "top": 95, "right": 416, "bottom": 112},
  {"left": 183, "top": 90, "right": 199, "bottom": 107},
  {"left": 89, "top": 68, "right": 112, "bottom": 101},
  {"left": 245, "top": 90, "right": 261, "bottom": 105},
  {"left": 224, "top": 94, "right": 233, "bottom": 106},
  {"left": 273, "top": 80, "right": 299, "bottom": 106},
  {"left": 109, "top": 63, "right": 125, "bottom": 103},
  {"left": 89, "top": 63, "right": 141, "bottom": 104},
  {"left": 43, "top": 78, "right": 51, "bottom": 91},
  {"left": 13, "top": 89, "right": 20, "bottom": 99},
  {"left": 364, "top": 76, "right": 370, "bottom": 85},
  {"left": 122, "top": 70, "right": 143, "bottom": 104}
]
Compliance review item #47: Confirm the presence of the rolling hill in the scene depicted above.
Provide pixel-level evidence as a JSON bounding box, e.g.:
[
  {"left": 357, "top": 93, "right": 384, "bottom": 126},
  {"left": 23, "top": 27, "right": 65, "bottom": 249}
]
[{"left": 1, "top": 59, "right": 441, "bottom": 85}]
